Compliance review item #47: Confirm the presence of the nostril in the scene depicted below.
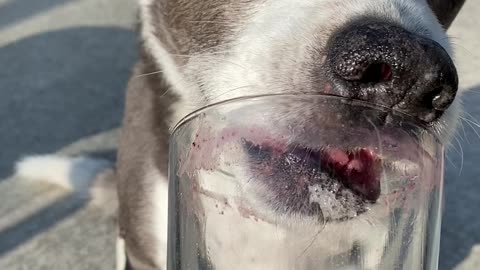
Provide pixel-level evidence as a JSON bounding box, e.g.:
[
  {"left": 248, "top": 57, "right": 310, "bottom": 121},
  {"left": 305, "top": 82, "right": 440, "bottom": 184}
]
[
  {"left": 431, "top": 88, "right": 455, "bottom": 111},
  {"left": 360, "top": 63, "right": 392, "bottom": 84},
  {"left": 422, "top": 87, "right": 454, "bottom": 111},
  {"left": 422, "top": 88, "right": 442, "bottom": 109}
]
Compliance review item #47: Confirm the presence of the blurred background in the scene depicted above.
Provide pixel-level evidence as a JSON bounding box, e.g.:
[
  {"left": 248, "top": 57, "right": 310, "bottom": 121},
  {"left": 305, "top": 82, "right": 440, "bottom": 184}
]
[{"left": 0, "top": 0, "right": 479, "bottom": 269}]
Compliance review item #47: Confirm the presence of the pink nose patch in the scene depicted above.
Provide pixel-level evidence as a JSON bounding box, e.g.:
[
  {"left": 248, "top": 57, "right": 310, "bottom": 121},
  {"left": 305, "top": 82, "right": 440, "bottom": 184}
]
[{"left": 322, "top": 148, "right": 380, "bottom": 201}]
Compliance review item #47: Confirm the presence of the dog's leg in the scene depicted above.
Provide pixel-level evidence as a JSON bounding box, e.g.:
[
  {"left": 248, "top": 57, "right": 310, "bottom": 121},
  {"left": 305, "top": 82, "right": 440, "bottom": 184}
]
[
  {"left": 116, "top": 49, "right": 178, "bottom": 270},
  {"left": 116, "top": 233, "right": 127, "bottom": 270}
]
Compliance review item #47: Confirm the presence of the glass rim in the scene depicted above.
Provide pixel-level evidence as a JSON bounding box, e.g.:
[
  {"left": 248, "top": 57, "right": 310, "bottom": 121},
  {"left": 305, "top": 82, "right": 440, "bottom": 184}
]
[{"left": 171, "top": 93, "right": 440, "bottom": 141}]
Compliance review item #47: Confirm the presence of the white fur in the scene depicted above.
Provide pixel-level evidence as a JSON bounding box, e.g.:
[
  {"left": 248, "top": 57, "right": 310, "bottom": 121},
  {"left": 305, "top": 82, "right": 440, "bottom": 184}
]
[
  {"left": 14, "top": 154, "right": 117, "bottom": 209},
  {"left": 116, "top": 236, "right": 127, "bottom": 270},
  {"left": 114, "top": 157, "right": 169, "bottom": 270},
  {"left": 147, "top": 157, "right": 169, "bottom": 270},
  {"left": 15, "top": 155, "right": 110, "bottom": 192}
]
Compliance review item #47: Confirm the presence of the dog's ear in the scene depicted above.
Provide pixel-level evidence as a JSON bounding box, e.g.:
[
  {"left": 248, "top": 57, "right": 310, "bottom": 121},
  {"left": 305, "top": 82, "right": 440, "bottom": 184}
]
[{"left": 427, "top": 0, "right": 466, "bottom": 29}]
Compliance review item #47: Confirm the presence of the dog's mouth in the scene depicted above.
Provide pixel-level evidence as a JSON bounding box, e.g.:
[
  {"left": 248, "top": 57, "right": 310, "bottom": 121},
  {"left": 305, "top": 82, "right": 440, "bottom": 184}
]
[
  {"left": 243, "top": 139, "right": 384, "bottom": 221},
  {"left": 182, "top": 115, "right": 432, "bottom": 223}
]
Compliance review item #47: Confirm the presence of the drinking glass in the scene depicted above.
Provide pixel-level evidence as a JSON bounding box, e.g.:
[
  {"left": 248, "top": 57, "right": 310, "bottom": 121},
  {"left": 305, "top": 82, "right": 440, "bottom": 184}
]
[{"left": 168, "top": 94, "right": 444, "bottom": 270}]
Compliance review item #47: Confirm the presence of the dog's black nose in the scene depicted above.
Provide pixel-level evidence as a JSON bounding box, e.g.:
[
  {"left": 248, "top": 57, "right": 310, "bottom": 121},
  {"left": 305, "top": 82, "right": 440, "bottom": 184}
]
[{"left": 327, "top": 22, "right": 458, "bottom": 123}]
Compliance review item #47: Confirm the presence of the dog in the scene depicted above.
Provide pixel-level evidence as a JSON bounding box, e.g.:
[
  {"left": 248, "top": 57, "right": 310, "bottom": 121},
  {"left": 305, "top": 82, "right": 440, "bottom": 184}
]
[{"left": 15, "top": 0, "right": 466, "bottom": 269}]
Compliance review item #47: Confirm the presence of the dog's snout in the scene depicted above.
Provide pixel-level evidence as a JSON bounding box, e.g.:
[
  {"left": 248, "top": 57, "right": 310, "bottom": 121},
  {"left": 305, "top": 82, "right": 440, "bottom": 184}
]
[{"left": 327, "top": 22, "right": 458, "bottom": 123}]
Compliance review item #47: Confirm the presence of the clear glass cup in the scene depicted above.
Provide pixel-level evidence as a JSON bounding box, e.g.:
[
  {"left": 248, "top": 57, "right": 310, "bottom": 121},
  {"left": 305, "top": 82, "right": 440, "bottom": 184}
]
[{"left": 167, "top": 94, "right": 444, "bottom": 270}]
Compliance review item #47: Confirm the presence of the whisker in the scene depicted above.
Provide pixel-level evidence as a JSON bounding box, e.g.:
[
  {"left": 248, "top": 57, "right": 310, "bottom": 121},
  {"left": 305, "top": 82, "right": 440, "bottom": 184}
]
[
  {"left": 290, "top": 143, "right": 299, "bottom": 156},
  {"left": 448, "top": 41, "right": 476, "bottom": 58},
  {"left": 465, "top": 120, "right": 480, "bottom": 140},
  {"left": 134, "top": 48, "right": 236, "bottom": 79},
  {"left": 459, "top": 118, "right": 470, "bottom": 144},
  {"left": 459, "top": 117, "right": 480, "bottom": 140},
  {"left": 297, "top": 216, "right": 325, "bottom": 260},
  {"left": 168, "top": 49, "right": 233, "bottom": 58},
  {"left": 445, "top": 154, "right": 458, "bottom": 171},
  {"left": 363, "top": 114, "right": 393, "bottom": 212},
  {"left": 462, "top": 112, "right": 480, "bottom": 128},
  {"left": 208, "top": 85, "right": 255, "bottom": 102},
  {"left": 135, "top": 70, "right": 164, "bottom": 78},
  {"left": 186, "top": 20, "right": 240, "bottom": 27},
  {"left": 301, "top": 148, "right": 313, "bottom": 173},
  {"left": 442, "top": 35, "right": 477, "bottom": 61},
  {"left": 463, "top": 91, "right": 480, "bottom": 95},
  {"left": 452, "top": 135, "right": 464, "bottom": 176},
  {"left": 160, "top": 87, "right": 171, "bottom": 98}
]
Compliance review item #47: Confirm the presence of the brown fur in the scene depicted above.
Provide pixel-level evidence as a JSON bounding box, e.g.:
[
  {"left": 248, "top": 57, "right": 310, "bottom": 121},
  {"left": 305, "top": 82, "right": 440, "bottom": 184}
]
[
  {"left": 148, "top": 0, "right": 262, "bottom": 62},
  {"left": 428, "top": 0, "right": 465, "bottom": 28}
]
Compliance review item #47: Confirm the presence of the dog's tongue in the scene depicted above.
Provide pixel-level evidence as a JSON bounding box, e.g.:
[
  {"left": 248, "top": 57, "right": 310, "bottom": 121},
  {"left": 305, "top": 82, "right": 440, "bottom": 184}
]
[{"left": 321, "top": 148, "right": 381, "bottom": 201}]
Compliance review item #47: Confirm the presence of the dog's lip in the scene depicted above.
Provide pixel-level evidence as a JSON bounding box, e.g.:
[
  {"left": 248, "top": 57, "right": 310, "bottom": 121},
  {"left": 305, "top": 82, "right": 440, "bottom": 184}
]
[
  {"left": 239, "top": 125, "right": 432, "bottom": 197},
  {"left": 243, "top": 139, "right": 382, "bottom": 202},
  {"left": 240, "top": 126, "right": 430, "bottom": 167}
]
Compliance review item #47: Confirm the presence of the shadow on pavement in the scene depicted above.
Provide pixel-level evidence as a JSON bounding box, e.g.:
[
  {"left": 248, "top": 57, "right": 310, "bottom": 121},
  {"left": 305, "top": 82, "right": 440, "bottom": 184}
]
[
  {"left": 0, "top": 193, "right": 87, "bottom": 256},
  {"left": 0, "top": 26, "right": 137, "bottom": 178},
  {"left": 440, "top": 86, "right": 480, "bottom": 269}
]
